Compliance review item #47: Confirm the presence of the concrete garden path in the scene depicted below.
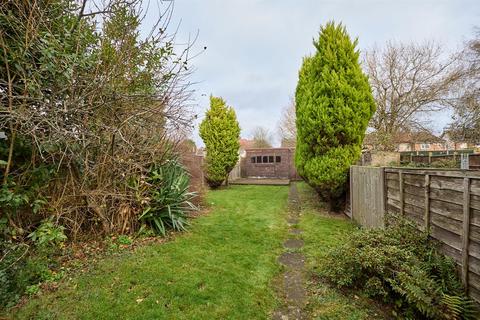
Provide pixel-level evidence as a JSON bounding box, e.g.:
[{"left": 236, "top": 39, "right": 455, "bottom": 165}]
[{"left": 273, "top": 183, "right": 306, "bottom": 320}]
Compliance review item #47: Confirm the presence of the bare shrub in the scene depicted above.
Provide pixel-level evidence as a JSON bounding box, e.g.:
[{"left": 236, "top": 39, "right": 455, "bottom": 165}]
[{"left": 0, "top": 0, "right": 197, "bottom": 237}]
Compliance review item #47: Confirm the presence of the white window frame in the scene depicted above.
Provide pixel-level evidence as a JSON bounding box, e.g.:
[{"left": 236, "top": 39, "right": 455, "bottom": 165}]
[{"left": 420, "top": 143, "right": 430, "bottom": 150}]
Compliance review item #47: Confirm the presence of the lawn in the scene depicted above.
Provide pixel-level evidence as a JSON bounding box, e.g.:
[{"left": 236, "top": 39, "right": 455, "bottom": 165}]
[
  {"left": 12, "top": 183, "right": 389, "bottom": 320},
  {"left": 12, "top": 185, "right": 289, "bottom": 320},
  {"left": 296, "top": 182, "right": 388, "bottom": 320}
]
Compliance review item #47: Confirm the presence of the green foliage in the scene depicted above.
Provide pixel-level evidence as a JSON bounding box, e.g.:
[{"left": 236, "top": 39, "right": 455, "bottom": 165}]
[
  {"left": 0, "top": 242, "right": 29, "bottom": 308},
  {"left": 430, "top": 159, "right": 459, "bottom": 168},
  {"left": 116, "top": 235, "right": 133, "bottom": 246},
  {"left": 27, "top": 218, "right": 67, "bottom": 247},
  {"left": 295, "top": 21, "right": 375, "bottom": 209},
  {"left": 0, "top": 0, "right": 195, "bottom": 239},
  {"left": 0, "top": 136, "right": 55, "bottom": 237},
  {"left": 139, "top": 161, "right": 197, "bottom": 236},
  {"left": 319, "top": 216, "right": 478, "bottom": 319},
  {"left": 0, "top": 184, "right": 29, "bottom": 214},
  {"left": 0, "top": 240, "right": 61, "bottom": 309},
  {"left": 199, "top": 96, "right": 240, "bottom": 188},
  {"left": 401, "top": 159, "right": 460, "bottom": 169}
]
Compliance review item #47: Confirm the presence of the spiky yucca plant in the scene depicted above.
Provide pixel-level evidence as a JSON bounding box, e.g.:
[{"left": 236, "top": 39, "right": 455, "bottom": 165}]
[{"left": 139, "top": 160, "right": 197, "bottom": 236}]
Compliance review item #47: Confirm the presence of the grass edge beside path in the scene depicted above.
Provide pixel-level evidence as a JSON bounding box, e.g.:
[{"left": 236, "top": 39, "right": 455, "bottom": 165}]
[
  {"left": 296, "top": 182, "right": 389, "bottom": 320},
  {"left": 12, "top": 185, "right": 289, "bottom": 320}
]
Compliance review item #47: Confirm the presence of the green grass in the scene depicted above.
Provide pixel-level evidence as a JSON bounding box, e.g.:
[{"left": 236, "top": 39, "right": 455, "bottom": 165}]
[
  {"left": 12, "top": 185, "right": 289, "bottom": 320},
  {"left": 296, "top": 182, "right": 388, "bottom": 320}
]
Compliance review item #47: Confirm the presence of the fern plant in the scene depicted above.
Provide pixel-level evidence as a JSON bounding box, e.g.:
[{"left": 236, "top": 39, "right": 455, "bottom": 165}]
[
  {"left": 139, "top": 160, "right": 197, "bottom": 236},
  {"left": 319, "top": 216, "right": 479, "bottom": 319}
]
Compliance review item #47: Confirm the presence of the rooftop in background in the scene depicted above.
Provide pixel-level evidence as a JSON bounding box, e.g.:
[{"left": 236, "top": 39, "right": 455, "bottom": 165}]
[
  {"left": 394, "top": 131, "right": 445, "bottom": 144},
  {"left": 239, "top": 138, "right": 255, "bottom": 150}
]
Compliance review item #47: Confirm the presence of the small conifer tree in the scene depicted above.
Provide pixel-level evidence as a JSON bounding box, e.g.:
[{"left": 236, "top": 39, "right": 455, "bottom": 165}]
[
  {"left": 199, "top": 96, "right": 240, "bottom": 188},
  {"left": 295, "top": 22, "right": 376, "bottom": 210}
]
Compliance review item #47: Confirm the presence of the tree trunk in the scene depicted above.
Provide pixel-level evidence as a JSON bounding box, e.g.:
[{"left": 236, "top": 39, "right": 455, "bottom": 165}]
[{"left": 3, "top": 129, "right": 15, "bottom": 186}]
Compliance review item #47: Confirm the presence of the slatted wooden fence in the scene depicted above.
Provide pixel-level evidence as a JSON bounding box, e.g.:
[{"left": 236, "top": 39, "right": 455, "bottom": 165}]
[
  {"left": 350, "top": 165, "right": 480, "bottom": 304},
  {"left": 349, "top": 166, "right": 385, "bottom": 228},
  {"left": 228, "top": 161, "right": 242, "bottom": 181},
  {"left": 471, "top": 154, "right": 480, "bottom": 170}
]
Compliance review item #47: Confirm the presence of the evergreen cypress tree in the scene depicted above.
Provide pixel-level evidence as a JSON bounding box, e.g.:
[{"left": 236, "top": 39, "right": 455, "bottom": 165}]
[
  {"left": 295, "top": 22, "right": 376, "bottom": 210},
  {"left": 199, "top": 96, "right": 240, "bottom": 188}
]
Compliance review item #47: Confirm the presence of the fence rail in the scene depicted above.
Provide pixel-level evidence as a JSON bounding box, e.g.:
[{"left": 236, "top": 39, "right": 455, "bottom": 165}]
[{"left": 350, "top": 165, "right": 480, "bottom": 304}]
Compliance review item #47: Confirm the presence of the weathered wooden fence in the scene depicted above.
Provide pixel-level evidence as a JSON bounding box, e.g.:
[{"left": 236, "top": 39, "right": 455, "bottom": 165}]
[
  {"left": 349, "top": 166, "right": 385, "bottom": 228},
  {"left": 228, "top": 161, "right": 242, "bottom": 181},
  {"left": 471, "top": 154, "right": 480, "bottom": 170},
  {"left": 350, "top": 165, "right": 480, "bottom": 304}
]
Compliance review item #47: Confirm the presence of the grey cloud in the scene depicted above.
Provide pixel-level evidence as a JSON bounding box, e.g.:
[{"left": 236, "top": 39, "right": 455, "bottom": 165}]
[{"left": 146, "top": 0, "right": 480, "bottom": 147}]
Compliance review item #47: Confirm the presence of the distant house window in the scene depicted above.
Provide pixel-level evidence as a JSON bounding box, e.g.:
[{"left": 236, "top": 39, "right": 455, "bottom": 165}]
[
  {"left": 251, "top": 157, "right": 256, "bottom": 163},
  {"left": 256, "top": 156, "right": 262, "bottom": 163},
  {"left": 420, "top": 143, "right": 430, "bottom": 150},
  {"left": 276, "top": 156, "right": 281, "bottom": 163},
  {"left": 263, "top": 156, "right": 268, "bottom": 163},
  {"left": 268, "top": 156, "right": 274, "bottom": 163}
]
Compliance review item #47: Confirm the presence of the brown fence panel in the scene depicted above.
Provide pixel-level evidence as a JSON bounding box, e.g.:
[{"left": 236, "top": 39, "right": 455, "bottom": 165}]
[
  {"left": 350, "top": 166, "right": 385, "bottom": 228},
  {"left": 470, "top": 154, "right": 480, "bottom": 170},
  {"left": 350, "top": 166, "right": 480, "bottom": 305}
]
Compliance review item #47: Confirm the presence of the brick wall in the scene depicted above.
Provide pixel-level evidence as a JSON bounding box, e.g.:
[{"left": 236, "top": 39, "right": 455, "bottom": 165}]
[
  {"left": 180, "top": 153, "right": 205, "bottom": 204},
  {"left": 242, "top": 148, "right": 300, "bottom": 180}
]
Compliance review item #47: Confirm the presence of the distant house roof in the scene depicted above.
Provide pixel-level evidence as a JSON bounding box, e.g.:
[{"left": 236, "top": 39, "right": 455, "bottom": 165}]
[
  {"left": 363, "top": 131, "right": 447, "bottom": 148},
  {"left": 364, "top": 130, "right": 445, "bottom": 146},
  {"left": 394, "top": 131, "right": 445, "bottom": 144},
  {"left": 239, "top": 138, "right": 255, "bottom": 150},
  {"left": 244, "top": 147, "right": 294, "bottom": 152},
  {"left": 440, "top": 129, "right": 471, "bottom": 143}
]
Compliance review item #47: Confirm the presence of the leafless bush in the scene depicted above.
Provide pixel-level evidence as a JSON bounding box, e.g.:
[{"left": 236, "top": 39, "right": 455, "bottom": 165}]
[{"left": 0, "top": 0, "right": 198, "bottom": 237}]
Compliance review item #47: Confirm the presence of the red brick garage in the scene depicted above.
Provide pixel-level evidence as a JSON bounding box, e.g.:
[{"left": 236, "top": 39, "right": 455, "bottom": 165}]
[{"left": 241, "top": 148, "right": 300, "bottom": 180}]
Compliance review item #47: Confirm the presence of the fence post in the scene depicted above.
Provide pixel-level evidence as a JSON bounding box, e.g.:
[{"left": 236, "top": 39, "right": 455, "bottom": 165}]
[
  {"left": 380, "top": 167, "right": 386, "bottom": 228},
  {"left": 424, "top": 174, "right": 430, "bottom": 231},
  {"left": 462, "top": 177, "right": 471, "bottom": 290},
  {"left": 350, "top": 166, "right": 353, "bottom": 219},
  {"left": 428, "top": 152, "right": 432, "bottom": 164},
  {"left": 399, "top": 171, "right": 404, "bottom": 215},
  {"left": 461, "top": 154, "right": 469, "bottom": 170},
  {"left": 383, "top": 167, "right": 388, "bottom": 222}
]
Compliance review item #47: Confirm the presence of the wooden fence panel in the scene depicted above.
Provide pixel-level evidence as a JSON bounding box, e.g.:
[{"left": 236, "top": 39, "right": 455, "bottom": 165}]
[
  {"left": 350, "top": 166, "right": 480, "bottom": 305},
  {"left": 228, "top": 161, "right": 242, "bottom": 181},
  {"left": 350, "top": 166, "right": 385, "bottom": 228},
  {"left": 470, "top": 154, "right": 480, "bottom": 170}
]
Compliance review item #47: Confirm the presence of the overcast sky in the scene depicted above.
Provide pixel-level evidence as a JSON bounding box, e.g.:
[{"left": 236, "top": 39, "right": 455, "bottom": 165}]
[{"left": 149, "top": 0, "right": 480, "bottom": 147}]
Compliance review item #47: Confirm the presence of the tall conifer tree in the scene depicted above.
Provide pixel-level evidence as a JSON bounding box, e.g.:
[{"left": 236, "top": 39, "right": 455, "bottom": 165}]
[
  {"left": 295, "top": 22, "right": 375, "bottom": 210},
  {"left": 199, "top": 96, "right": 240, "bottom": 188}
]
